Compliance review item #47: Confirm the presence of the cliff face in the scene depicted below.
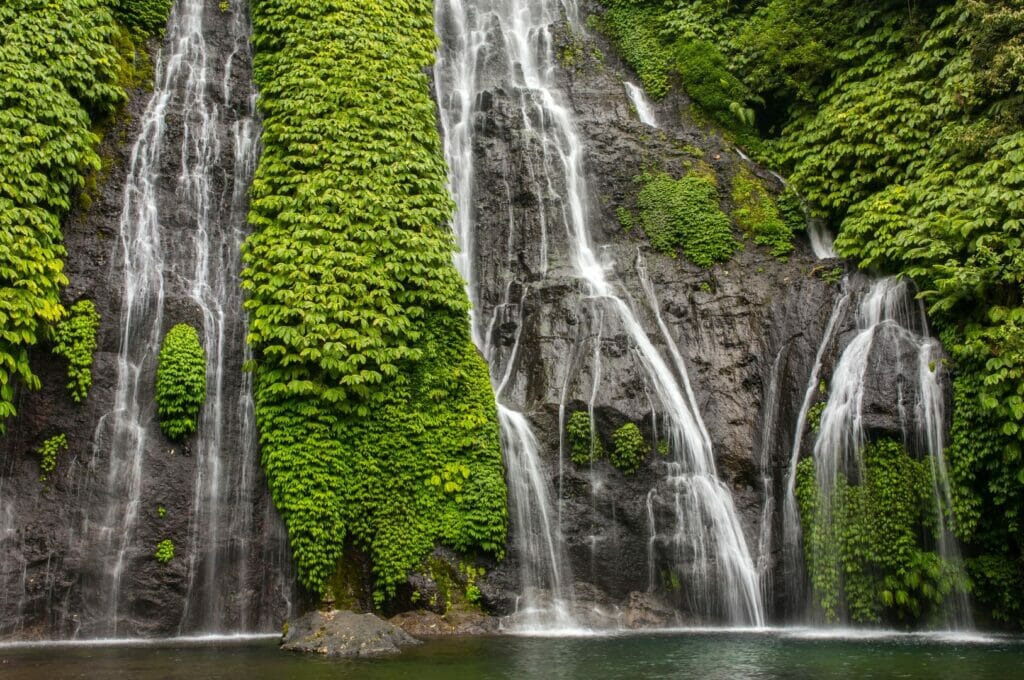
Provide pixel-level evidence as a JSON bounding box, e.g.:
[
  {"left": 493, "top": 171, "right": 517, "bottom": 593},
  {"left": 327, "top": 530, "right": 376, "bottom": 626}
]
[
  {"left": 0, "top": 2, "right": 945, "bottom": 637},
  {"left": 0, "top": 1, "right": 291, "bottom": 638},
  {"left": 462, "top": 12, "right": 925, "bottom": 622}
]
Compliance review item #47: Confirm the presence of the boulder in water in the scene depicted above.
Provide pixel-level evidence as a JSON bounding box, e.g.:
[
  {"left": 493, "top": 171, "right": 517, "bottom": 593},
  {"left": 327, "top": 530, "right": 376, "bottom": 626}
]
[{"left": 281, "top": 610, "right": 420, "bottom": 657}]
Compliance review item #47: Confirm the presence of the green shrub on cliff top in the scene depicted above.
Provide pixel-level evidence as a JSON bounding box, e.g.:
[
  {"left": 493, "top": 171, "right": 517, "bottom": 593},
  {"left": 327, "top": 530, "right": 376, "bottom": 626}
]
[
  {"left": 246, "top": 0, "right": 507, "bottom": 599},
  {"left": 155, "top": 324, "right": 206, "bottom": 441}
]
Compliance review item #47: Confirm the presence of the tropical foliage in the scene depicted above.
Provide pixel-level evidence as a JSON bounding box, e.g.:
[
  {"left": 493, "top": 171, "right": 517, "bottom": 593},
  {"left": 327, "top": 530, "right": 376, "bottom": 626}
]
[
  {"left": 52, "top": 300, "right": 100, "bottom": 402},
  {"left": 36, "top": 433, "right": 68, "bottom": 482},
  {"left": 598, "top": 0, "right": 1024, "bottom": 625},
  {"left": 155, "top": 324, "right": 206, "bottom": 441},
  {"left": 796, "top": 440, "right": 968, "bottom": 624},
  {"left": 0, "top": 0, "right": 169, "bottom": 432},
  {"left": 245, "top": 0, "right": 507, "bottom": 599}
]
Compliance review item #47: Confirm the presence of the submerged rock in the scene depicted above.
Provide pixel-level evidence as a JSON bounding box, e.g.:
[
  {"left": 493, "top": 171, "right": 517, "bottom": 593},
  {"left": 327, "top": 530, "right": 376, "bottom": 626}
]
[
  {"left": 389, "top": 609, "right": 500, "bottom": 637},
  {"left": 282, "top": 610, "right": 420, "bottom": 657}
]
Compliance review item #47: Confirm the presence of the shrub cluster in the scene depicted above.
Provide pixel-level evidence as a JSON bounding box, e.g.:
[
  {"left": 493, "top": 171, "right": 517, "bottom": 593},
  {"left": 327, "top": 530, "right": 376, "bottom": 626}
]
[
  {"left": 155, "top": 324, "right": 206, "bottom": 441},
  {"left": 632, "top": 171, "right": 738, "bottom": 267},
  {"left": 796, "top": 439, "right": 967, "bottom": 624},
  {"left": 36, "top": 433, "right": 68, "bottom": 482},
  {"left": 52, "top": 300, "right": 100, "bottom": 402}
]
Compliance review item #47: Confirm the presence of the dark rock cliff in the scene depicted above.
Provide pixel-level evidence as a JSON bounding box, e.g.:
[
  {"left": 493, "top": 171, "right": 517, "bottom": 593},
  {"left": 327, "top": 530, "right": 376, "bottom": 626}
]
[
  {"left": 0, "top": 2, "right": 291, "bottom": 639},
  {"left": 463, "top": 12, "right": 924, "bottom": 623}
]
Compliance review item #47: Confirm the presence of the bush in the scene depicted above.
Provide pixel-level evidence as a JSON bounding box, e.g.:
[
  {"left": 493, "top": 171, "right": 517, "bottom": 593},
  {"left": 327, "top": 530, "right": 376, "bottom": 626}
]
[
  {"left": 52, "top": 300, "right": 100, "bottom": 402},
  {"left": 567, "top": 410, "right": 603, "bottom": 465},
  {"left": 154, "top": 539, "right": 174, "bottom": 563},
  {"left": 610, "top": 423, "right": 646, "bottom": 474},
  {"left": 730, "top": 169, "right": 795, "bottom": 257},
  {"left": 155, "top": 324, "right": 206, "bottom": 440},
  {"left": 635, "top": 171, "right": 738, "bottom": 267}
]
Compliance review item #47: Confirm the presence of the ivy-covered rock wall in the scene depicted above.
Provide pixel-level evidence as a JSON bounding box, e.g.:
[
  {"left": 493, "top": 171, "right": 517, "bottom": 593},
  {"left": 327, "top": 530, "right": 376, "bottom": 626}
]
[{"left": 245, "top": 0, "right": 507, "bottom": 602}]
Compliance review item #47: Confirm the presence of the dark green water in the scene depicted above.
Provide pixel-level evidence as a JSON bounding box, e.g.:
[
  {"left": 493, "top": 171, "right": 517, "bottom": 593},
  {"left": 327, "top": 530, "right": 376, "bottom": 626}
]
[{"left": 2, "top": 630, "right": 1022, "bottom": 679}]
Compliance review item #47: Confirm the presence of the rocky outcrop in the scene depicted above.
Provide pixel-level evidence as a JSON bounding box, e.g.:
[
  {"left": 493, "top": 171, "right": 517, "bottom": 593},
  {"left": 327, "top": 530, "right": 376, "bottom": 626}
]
[
  {"left": 282, "top": 610, "right": 419, "bottom": 657},
  {"left": 390, "top": 610, "right": 499, "bottom": 637}
]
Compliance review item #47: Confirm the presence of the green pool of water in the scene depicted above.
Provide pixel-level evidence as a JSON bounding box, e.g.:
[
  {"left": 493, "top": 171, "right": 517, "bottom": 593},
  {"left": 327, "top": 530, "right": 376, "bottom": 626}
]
[{"left": 1, "top": 629, "right": 1022, "bottom": 679}]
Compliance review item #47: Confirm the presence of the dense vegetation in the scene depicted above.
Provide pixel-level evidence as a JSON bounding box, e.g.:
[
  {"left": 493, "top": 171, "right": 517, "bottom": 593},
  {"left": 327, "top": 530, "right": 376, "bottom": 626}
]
[
  {"left": 155, "top": 324, "right": 206, "bottom": 441},
  {"left": 597, "top": 0, "right": 1024, "bottom": 625},
  {"left": 52, "top": 299, "right": 100, "bottom": 402},
  {"left": 245, "top": 0, "right": 507, "bottom": 600},
  {"left": 0, "top": 0, "right": 168, "bottom": 432},
  {"left": 796, "top": 440, "right": 967, "bottom": 624},
  {"left": 35, "top": 432, "right": 68, "bottom": 482},
  {"left": 629, "top": 171, "right": 738, "bottom": 266}
]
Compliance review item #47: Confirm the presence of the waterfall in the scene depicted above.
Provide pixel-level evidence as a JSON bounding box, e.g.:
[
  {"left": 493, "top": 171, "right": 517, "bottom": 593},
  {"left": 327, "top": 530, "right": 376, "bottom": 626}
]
[
  {"left": 74, "top": 0, "right": 283, "bottom": 636},
  {"left": 435, "top": 0, "right": 763, "bottom": 627},
  {"left": 781, "top": 275, "right": 971, "bottom": 628},
  {"left": 624, "top": 82, "right": 658, "bottom": 127}
]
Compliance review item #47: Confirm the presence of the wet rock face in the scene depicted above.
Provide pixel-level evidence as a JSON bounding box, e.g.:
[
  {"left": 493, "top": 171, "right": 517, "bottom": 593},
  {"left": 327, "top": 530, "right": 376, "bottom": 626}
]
[
  {"left": 464, "top": 11, "right": 854, "bottom": 622},
  {"left": 0, "top": 2, "right": 291, "bottom": 639},
  {"left": 282, "top": 610, "right": 419, "bottom": 657}
]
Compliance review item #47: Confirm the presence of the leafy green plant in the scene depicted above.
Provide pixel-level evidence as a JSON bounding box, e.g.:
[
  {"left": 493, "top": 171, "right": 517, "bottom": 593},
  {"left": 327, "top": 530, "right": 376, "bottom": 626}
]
[
  {"left": 36, "top": 433, "right": 68, "bottom": 482},
  {"left": 157, "top": 505, "right": 166, "bottom": 518},
  {"left": 730, "top": 169, "right": 794, "bottom": 256},
  {"left": 567, "top": 410, "right": 603, "bottom": 465},
  {"left": 634, "top": 171, "right": 738, "bottom": 267},
  {"left": 610, "top": 422, "right": 646, "bottom": 474},
  {"left": 796, "top": 440, "right": 968, "bottom": 624},
  {"left": 155, "top": 324, "right": 206, "bottom": 440},
  {"left": 154, "top": 539, "right": 175, "bottom": 563},
  {"left": 245, "top": 0, "right": 507, "bottom": 600},
  {"left": 52, "top": 300, "right": 100, "bottom": 402}
]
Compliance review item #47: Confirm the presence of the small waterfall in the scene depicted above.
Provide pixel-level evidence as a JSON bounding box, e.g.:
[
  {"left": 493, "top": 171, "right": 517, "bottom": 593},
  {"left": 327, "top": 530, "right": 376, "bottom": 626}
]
[
  {"left": 78, "top": 0, "right": 280, "bottom": 636},
  {"left": 624, "top": 82, "right": 658, "bottom": 127},
  {"left": 780, "top": 288, "right": 850, "bottom": 617},
  {"left": 436, "top": 0, "right": 763, "bottom": 627},
  {"left": 790, "top": 276, "right": 971, "bottom": 628}
]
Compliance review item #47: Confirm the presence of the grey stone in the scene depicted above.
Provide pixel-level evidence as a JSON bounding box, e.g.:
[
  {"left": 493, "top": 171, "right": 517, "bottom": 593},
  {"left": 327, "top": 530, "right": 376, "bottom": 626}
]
[{"left": 282, "top": 610, "right": 420, "bottom": 657}]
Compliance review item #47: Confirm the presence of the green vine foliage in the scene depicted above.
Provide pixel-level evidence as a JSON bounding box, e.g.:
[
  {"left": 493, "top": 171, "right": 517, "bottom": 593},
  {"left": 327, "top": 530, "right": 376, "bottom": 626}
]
[
  {"left": 108, "top": 0, "right": 174, "bottom": 38},
  {"left": 796, "top": 440, "right": 968, "bottom": 625},
  {"left": 621, "top": 0, "right": 1024, "bottom": 623},
  {"left": 633, "top": 171, "right": 738, "bottom": 267},
  {"left": 593, "top": 1, "right": 758, "bottom": 143},
  {"left": 52, "top": 300, "right": 100, "bottom": 402},
  {"left": 155, "top": 324, "right": 206, "bottom": 441},
  {"left": 0, "top": 1, "right": 170, "bottom": 433},
  {"left": 610, "top": 423, "right": 646, "bottom": 474},
  {"left": 36, "top": 433, "right": 68, "bottom": 482},
  {"left": 567, "top": 410, "right": 603, "bottom": 465},
  {"left": 246, "top": 0, "right": 507, "bottom": 600},
  {"left": 730, "top": 169, "right": 797, "bottom": 257}
]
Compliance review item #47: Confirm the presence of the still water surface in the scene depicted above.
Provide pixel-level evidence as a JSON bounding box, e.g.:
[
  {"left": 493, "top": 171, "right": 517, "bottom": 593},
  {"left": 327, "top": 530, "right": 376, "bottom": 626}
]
[{"left": 1, "top": 630, "right": 1022, "bottom": 679}]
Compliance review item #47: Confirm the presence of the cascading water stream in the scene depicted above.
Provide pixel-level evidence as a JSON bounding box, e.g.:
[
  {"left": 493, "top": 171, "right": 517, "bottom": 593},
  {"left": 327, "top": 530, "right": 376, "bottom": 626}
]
[
  {"left": 778, "top": 271, "right": 971, "bottom": 628},
  {"left": 80, "top": 0, "right": 279, "bottom": 636},
  {"left": 436, "top": 0, "right": 763, "bottom": 627},
  {"left": 624, "top": 82, "right": 658, "bottom": 127}
]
